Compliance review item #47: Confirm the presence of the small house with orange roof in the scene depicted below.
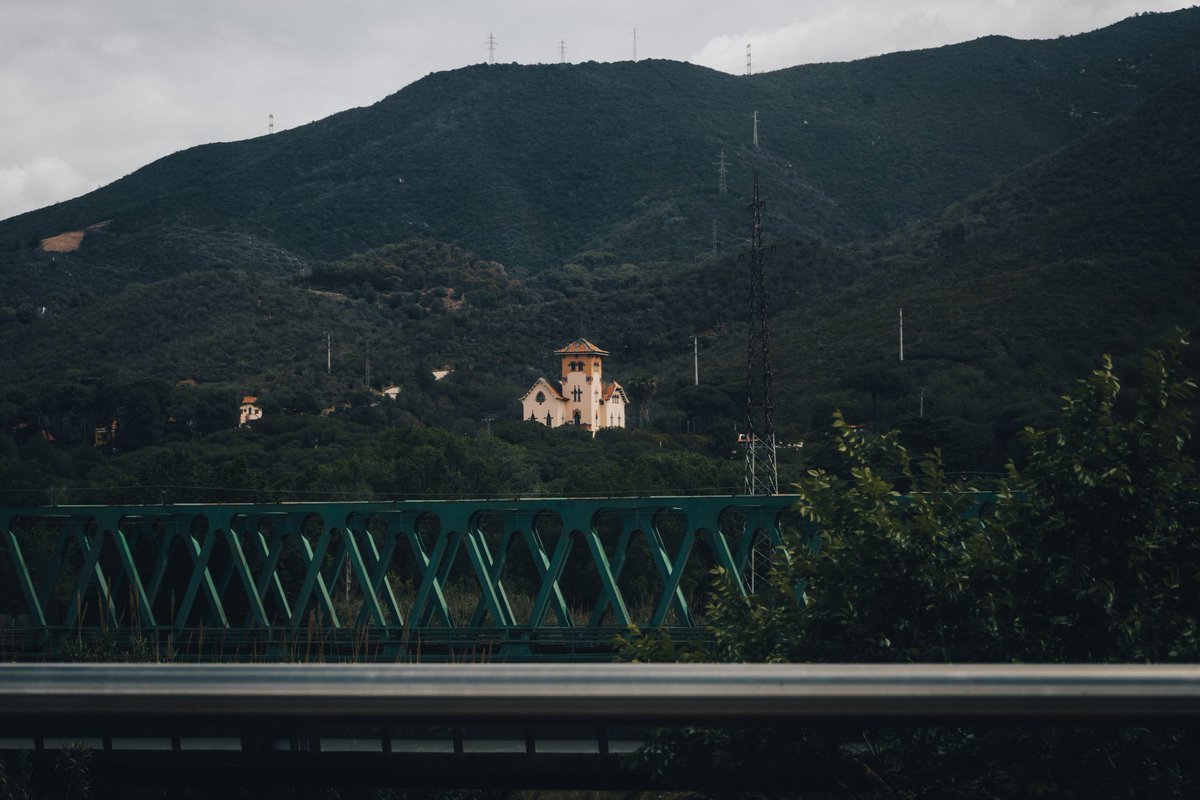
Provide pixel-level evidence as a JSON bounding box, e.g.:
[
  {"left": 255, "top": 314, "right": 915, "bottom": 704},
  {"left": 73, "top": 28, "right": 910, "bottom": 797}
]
[
  {"left": 520, "top": 339, "right": 628, "bottom": 433},
  {"left": 239, "top": 395, "right": 264, "bottom": 426}
]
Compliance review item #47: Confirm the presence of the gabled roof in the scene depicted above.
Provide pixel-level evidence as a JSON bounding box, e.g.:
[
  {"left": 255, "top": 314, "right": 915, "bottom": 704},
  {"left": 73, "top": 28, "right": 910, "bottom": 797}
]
[
  {"left": 520, "top": 376, "right": 566, "bottom": 403},
  {"left": 602, "top": 381, "right": 629, "bottom": 403},
  {"left": 242, "top": 395, "right": 259, "bottom": 404},
  {"left": 554, "top": 338, "right": 609, "bottom": 356}
]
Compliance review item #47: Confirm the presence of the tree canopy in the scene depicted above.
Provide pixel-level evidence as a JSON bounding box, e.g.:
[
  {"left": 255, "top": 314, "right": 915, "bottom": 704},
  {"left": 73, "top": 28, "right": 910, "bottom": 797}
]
[{"left": 625, "top": 333, "right": 1200, "bottom": 796}]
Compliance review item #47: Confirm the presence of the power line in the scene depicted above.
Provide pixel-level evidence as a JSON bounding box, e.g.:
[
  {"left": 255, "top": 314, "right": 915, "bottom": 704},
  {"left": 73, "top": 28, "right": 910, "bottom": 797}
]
[
  {"left": 487, "top": 33, "right": 497, "bottom": 64},
  {"left": 559, "top": 39, "right": 566, "bottom": 63}
]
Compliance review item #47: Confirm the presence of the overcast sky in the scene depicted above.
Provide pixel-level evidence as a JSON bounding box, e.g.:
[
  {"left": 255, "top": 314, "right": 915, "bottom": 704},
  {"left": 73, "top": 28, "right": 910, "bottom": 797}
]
[{"left": 1, "top": 0, "right": 1192, "bottom": 222}]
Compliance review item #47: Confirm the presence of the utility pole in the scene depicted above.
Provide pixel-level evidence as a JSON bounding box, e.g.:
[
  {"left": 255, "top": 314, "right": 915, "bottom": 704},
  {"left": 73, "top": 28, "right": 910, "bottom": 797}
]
[
  {"left": 742, "top": 172, "right": 778, "bottom": 495},
  {"left": 714, "top": 148, "right": 728, "bottom": 193},
  {"left": 919, "top": 387, "right": 925, "bottom": 419},
  {"left": 752, "top": 111, "right": 759, "bottom": 148},
  {"left": 712, "top": 219, "right": 718, "bottom": 254},
  {"left": 899, "top": 306, "right": 904, "bottom": 362},
  {"left": 365, "top": 339, "right": 371, "bottom": 388},
  {"left": 632, "top": 28, "right": 638, "bottom": 61},
  {"left": 325, "top": 331, "right": 332, "bottom": 374},
  {"left": 487, "top": 33, "right": 497, "bottom": 64},
  {"left": 693, "top": 335, "right": 700, "bottom": 386},
  {"left": 268, "top": 113, "right": 274, "bottom": 135}
]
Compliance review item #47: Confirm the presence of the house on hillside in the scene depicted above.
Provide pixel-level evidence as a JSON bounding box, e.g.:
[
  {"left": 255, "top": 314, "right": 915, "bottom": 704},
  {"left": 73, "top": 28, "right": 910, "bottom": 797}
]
[
  {"left": 519, "top": 339, "right": 628, "bottom": 435},
  {"left": 94, "top": 419, "right": 118, "bottom": 448},
  {"left": 240, "top": 396, "right": 263, "bottom": 426}
]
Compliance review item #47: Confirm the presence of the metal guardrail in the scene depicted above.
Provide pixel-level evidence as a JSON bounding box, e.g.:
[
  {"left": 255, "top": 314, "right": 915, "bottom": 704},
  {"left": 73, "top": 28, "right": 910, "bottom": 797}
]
[
  {"left": 3, "top": 663, "right": 1200, "bottom": 723},
  {"left": 4, "top": 663, "right": 1196, "bottom": 790}
]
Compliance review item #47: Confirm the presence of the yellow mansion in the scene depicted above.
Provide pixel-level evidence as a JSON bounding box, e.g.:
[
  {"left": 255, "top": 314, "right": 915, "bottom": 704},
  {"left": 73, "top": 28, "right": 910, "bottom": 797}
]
[{"left": 520, "top": 339, "right": 628, "bottom": 432}]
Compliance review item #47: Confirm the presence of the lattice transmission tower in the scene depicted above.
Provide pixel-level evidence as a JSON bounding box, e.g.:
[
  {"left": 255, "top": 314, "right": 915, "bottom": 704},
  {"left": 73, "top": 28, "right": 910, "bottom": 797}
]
[{"left": 741, "top": 172, "right": 779, "bottom": 495}]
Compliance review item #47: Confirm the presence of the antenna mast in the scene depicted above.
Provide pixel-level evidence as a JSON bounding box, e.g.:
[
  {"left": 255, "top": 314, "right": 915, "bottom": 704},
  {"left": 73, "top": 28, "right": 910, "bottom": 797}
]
[
  {"left": 560, "top": 39, "right": 566, "bottom": 63},
  {"left": 752, "top": 111, "right": 759, "bottom": 147},
  {"left": 487, "top": 33, "right": 497, "bottom": 64},
  {"left": 632, "top": 28, "right": 638, "bottom": 61},
  {"left": 746, "top": 43, "right": 752, "bottom": 76},
  {"left": 742, "top": 172, "right": 778, "bottom": 495}
]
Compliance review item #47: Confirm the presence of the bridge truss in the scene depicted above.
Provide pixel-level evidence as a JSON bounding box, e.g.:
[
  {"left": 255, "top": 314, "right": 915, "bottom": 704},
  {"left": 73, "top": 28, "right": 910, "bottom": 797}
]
[{"left": 0, "top": 496, "right": 801, "bottom": 661}]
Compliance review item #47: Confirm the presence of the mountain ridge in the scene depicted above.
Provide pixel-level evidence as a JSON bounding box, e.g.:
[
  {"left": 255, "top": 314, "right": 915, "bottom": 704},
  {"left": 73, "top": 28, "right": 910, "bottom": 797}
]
[
  {"left": 2, "top": 73, "right": 1196, "bottom": 475},
  {"left": 2, "top": 8, "right": 1198, "bottom": 300}
]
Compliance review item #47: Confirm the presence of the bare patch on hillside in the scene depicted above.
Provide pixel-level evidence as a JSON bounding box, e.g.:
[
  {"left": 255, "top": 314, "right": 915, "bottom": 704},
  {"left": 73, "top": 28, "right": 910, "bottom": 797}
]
[
  {"left": 306, "top": 289, "right": 350, "bottom": 302},
  {"left": 40, "top": 231, "right": 85, "bottom": 253}
]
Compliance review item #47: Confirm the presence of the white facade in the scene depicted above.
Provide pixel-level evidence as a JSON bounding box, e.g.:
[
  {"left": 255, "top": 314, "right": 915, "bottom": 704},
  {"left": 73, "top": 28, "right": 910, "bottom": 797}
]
[
  {"left": 520, "top": 339, "right": 628, "bottom": 434},
  {"left": 239, "top": 396, "right": 263, "bottom": 426}
]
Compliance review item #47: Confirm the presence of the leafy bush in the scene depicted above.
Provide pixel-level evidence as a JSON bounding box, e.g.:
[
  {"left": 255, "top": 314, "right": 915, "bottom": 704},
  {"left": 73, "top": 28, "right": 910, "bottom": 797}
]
[{"left": 625, "top": 334, "right": 1200, "bottom": 796}]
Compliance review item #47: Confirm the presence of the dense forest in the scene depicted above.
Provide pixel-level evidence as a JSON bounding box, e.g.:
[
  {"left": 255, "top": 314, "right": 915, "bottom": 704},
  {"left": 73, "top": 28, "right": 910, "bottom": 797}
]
[{"left": 1, "top": 65, "right": 1197, "bottom": 505}]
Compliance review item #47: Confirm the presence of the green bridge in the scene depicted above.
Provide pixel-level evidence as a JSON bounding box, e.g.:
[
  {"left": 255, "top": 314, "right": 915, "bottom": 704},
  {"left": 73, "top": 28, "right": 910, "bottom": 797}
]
[{"left": 0, "top": 496, "right": 801, "bottom": 661}]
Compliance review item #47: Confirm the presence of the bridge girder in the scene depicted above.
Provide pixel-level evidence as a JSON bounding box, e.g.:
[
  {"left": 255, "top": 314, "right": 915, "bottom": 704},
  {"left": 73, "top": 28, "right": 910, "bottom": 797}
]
[{"left": 0, "top": 496, "right": 803, "bottom": 660}]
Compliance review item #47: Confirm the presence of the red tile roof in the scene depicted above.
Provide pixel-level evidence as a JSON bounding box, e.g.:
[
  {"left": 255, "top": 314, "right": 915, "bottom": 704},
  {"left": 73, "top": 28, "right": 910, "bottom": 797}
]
[
  {"left": 602, "top": 381, "right": 628, "bottom": 402},
  {"left": 554, "top": 338, "right": 609, "bottom": 356}
]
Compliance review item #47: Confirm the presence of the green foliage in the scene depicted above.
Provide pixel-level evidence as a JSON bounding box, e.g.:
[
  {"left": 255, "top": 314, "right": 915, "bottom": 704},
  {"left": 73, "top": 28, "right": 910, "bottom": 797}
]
[
  {"left": 994, "top": 336, "right": 1200, "bottom": 662},
  {"left": 705, "top": 334, "right": 1197, "bottom": 666},
  {"left": 2, "top": 76, "right": 1199, "bottom": 486},
  {"left": 54, "top": 743, "right": 93, "bottom": 800},
  {"left": 702, "top": 413, "right": 1004, "bottom": 664},
  {"left": 0, "top": 751, "right": 33, "bottom": 800},
  {"left": 629, "top": 336, "right": 1200, "bottom": 795}
]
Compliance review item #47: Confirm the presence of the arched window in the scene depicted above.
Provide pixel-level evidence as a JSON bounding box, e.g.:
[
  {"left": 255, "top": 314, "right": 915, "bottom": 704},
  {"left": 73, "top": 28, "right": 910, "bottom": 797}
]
[
  {"left": 535, "top": 391, "right": 546, "bottom": 404},
  {"left": 573, "top": 410, "right": 582, "bottom": 425}
]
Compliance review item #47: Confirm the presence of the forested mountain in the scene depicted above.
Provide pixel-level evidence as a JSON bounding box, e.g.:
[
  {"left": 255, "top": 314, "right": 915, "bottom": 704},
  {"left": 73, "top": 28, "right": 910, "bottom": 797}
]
[
  {"left": 1, "top": 8, "right": 1198, "bottom": 301},
  {"left": 2, "top": 69, "right": 1197, "bottom": 500}
]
